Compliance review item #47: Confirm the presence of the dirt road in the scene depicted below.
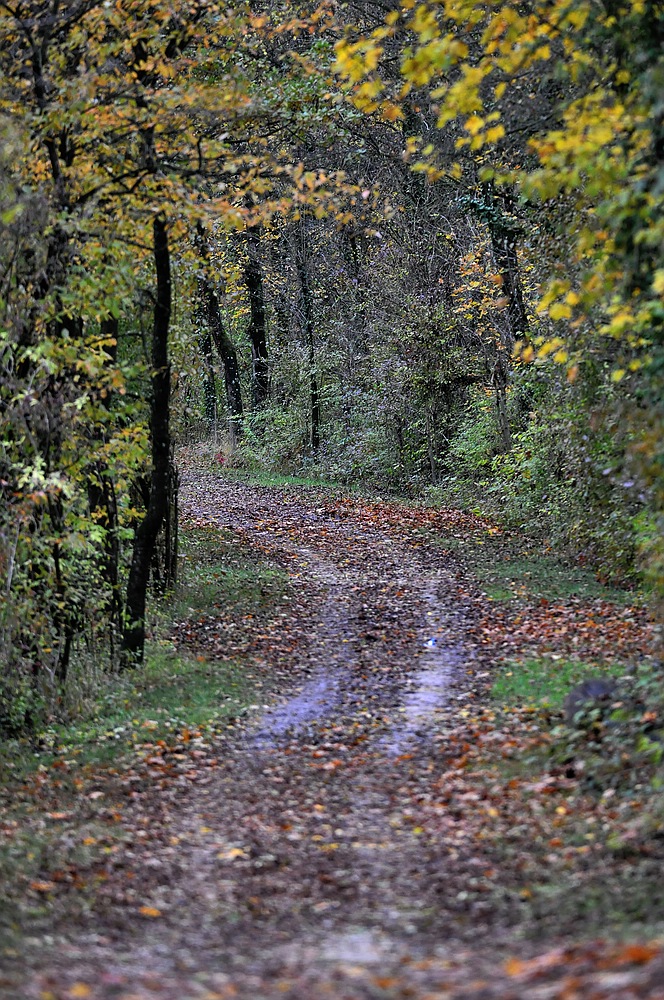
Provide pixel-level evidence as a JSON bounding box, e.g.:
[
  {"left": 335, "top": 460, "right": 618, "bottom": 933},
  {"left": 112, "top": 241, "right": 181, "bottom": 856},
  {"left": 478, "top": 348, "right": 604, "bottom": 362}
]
[{"left": 11, "top": 474, "right": 664, "bottom": 999}]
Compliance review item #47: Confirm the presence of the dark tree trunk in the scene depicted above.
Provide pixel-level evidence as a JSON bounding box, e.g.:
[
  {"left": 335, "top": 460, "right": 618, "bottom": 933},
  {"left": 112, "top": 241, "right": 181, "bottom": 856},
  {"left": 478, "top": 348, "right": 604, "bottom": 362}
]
[
  {"left": 199, "top": 328, "right": 217, "bottom": 425},
  {"left": 87, "top": 465, "right": 123, "bottom": 646},
  {"left": 49, "top": 498, "right": 76, "bottom": 688},
  {"left": 151, "top": 448, "right": 179, "bottom": 597},
  {"left": 121, "top": 217, "right": 171, "bottom": 666},
  {"left": 293, "top": 225, "right": 320, "bottom": 452},
  {"left": 87, "top": 315, "right": 123, "bottom": 649},
  {"left": 483, "top": 184, "right": 529, "bottom": 453},
  {"left": 244, "top": 225, "right": 269, "bottom": 408},
  {"left": 195, "top": 224, "right": 244, "bottom": 441},
  {"left": 100, "top": 315, "right": 119, "bottom": 363},
  {"left": 205, "top": 284, "right": 244, "bottom": 442}
]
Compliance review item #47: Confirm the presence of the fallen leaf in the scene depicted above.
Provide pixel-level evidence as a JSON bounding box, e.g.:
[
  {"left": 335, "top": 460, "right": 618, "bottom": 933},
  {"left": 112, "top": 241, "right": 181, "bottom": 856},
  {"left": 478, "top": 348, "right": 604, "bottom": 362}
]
[
  {"left": 68, "top": 985, "right": 92, "bottom": 999},
  {"left": 30, "top": 880, "right": 57, "bottom": 893}
]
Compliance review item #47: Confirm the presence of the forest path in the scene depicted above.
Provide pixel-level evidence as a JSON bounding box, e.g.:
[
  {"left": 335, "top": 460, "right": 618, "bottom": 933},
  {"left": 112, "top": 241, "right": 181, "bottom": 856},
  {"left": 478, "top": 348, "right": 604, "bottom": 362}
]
[{"left": 12, "top": 474, "right": 663, "bottom": 999}]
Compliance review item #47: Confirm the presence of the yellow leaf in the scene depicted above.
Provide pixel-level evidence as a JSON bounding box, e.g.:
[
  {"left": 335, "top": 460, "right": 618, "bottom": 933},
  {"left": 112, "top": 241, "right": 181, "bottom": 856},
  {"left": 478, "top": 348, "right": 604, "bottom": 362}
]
[
  {"left": 69, "top": 987, "right": 92, "bottom": 999},
  {"left": 382, "top": 102, "right": 403, "bottom": 121},
  {"left": 464, "top": 114, "right": 484, "bottom": 136},
  {"left": 485, "top": 124, "right": 505, "bottom": 143},
  {"left": 611, "top": 368, "right": 626, "bottom": 382},
  {"left": 549, "top": 302, "right": 572, "bottom": 320},
  {"left": 218, "top": 847, "right": 248, "bottom": 860},
  {"left": 139, "top": 905, "right": 162, "bottom": 918}
]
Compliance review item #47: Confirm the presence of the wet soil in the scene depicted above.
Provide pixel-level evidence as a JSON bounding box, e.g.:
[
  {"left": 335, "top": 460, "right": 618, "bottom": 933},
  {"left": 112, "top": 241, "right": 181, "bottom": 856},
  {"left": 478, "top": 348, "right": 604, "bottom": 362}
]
[{"left": 6, "top": 474, "right": 664, "bottom": 999}]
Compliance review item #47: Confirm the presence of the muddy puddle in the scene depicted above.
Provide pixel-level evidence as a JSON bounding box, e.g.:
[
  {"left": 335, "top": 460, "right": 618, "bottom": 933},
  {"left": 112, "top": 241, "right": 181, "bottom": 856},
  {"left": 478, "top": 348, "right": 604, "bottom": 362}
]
[
  {"left": 383, "top": 640, "right": 466, "bottom": 755},
  {"left": 252, "top": 669, "right": 344, "bottom": 746}
]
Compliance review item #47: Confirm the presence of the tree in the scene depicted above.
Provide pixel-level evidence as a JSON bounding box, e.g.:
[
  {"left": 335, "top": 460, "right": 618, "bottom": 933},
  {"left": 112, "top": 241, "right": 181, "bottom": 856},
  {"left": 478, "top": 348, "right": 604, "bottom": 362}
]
[
  {"left": 0, "top": 0, "right": 359, "bottom": 707},
  {"left": 334, "top": 0, "right": 664, "bottom": 587}
]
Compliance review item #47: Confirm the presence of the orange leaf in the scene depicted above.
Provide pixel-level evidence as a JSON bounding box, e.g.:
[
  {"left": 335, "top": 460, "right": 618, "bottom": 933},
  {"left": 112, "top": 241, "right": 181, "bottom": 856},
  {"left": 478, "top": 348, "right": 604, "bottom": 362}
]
[
  {"left": 505, "top": 958, "right": 526, "bottom": 976},
  {"left": 30, "top": 880, "right": 56, "bottom": 893},
  {"left": 613, "top": 944, "right": 660, "bottom": 966},
  {"left": 139, "top": 905, "right": 162, "bottom": 918}
]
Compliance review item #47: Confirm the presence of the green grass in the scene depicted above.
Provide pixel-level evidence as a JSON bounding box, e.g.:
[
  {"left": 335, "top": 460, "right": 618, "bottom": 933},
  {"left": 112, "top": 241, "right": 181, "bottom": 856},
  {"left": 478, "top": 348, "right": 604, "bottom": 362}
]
[
  {"left": 175, "top": 524, "right": 288, "bottom": 619},
  {"left": 439, "top": 534, "right": 637, "bottom": 605},
  {"left": 477, "top": 550, "right": 635, "bottom": 603},
  {"left": 0, "top": 647, "right": 252, "bottom": 776},
  {"left": 0, "top": 522, "right": 289, "bottom": 778},
  {"left": 491, "top": 657, "right": 627, "bottom": 710}
]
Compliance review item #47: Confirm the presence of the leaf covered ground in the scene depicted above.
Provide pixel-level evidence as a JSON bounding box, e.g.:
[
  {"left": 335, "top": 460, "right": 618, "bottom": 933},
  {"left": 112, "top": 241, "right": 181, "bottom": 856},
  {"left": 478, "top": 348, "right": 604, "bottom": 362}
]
[{"left": 1, "top": 466, "right": 663, "bottom": 999}]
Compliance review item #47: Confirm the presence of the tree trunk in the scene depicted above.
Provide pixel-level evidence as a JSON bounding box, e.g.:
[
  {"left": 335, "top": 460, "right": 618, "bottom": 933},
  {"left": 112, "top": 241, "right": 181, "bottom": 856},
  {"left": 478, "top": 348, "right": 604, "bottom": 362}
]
[
  {"left": 121, "top": 216, "right": 171, "bottom": 666},
  {"left": 87, "top": 316, "right": 123, "bottom": 650},
  {"left": 293, "top": 224, "right": 321, "bottom": 452},
  {"left": 205, "top": 284, "right": 244, "bottom": 443},
  {"left": 194, "top": 224, "right": 244, "bottom": 441},
  {"left": 199, "top": 329, "right": 217, "bottom": 425},
  {"left": 483, "top": 184, "right": 529, "bottom": 453},
  {"left": 244, "top": 225, "right": 269, "bottom": 408}
]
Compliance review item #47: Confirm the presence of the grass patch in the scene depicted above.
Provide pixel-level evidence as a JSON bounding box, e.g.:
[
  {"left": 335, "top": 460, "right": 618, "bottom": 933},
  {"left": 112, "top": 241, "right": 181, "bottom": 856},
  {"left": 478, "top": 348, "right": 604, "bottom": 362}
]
[
  {"left": 175, "top": 524, "right": 288, "bottom": 619},
  {"left": 0, "top": 647, "right": 252, "bottom": 777},
  {"left": 492, "top": 657, "right": 627, "bottom": 710},
  {"left": 440, "top": 533, "right": 637, "bottom": 605},
  {"left": 0, "top": 522, "right": 287, "bottom": 779}
]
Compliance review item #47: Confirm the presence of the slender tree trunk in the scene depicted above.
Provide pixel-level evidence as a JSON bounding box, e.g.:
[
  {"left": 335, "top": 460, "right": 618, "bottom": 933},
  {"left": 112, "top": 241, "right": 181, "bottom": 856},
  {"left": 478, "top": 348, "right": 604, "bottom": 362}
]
[
  {"left": 244, "top": 225, "right": 269, "bottom": 408},
  {"left": 294, "top": 222, "right": 320, "bottom": 451},
  {"left": 49, "top": 498, "right": 75, "bottom": 688},
  {"left": 199, "top": 328, "right": 217, "bottom": 425},
  {"left": 483, "top": 184, "right": 529, "bottom": 453},
  {"left": 121, "top": 216, "right": 171, "bottom": 666},
  {"left": 87, "top": 315, "right": 123, "bottom": 650},
  {"left": 293, "top": 225, "right": 320, "bottom": 452},
  {"left": 88, "top": 466, "right": 123, "bottom": 645},
  {"left": 426, "top": 406, "right": 439, "bottom": 486},
  {"left": 194, "top": 224, "right": 244, "bottom": 441},
  {"left": 205, "top": 284, "right": 244, "bottom": 444}
]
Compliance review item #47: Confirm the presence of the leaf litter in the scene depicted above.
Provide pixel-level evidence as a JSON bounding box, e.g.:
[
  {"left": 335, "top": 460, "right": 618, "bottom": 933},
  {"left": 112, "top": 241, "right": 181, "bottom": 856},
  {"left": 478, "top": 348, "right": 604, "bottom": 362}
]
[{"left": 2, "top": 470, "right": 662, "bottom": 999}]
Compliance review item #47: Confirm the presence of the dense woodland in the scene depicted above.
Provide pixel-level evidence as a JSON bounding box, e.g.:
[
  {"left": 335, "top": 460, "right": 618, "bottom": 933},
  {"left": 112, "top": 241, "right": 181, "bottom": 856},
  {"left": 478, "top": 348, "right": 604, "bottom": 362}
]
[{"left": 0, "top": 0, "right": 662, "bottom": 733}]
